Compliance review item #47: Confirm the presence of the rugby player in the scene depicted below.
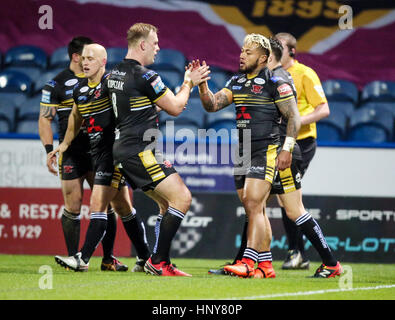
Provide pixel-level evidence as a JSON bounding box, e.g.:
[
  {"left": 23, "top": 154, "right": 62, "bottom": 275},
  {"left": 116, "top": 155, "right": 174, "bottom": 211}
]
[
  {"left": 209, "top": 38, "right": 341, "bottom": 278},
  {"left": 48, "top": 44, "right": 152, "bottom": 272},
  {"left": 39, "top": 37, "right": 128, "bottom": 271},
  {"left": 197, "top": 33, "right": 300, "bottom": 278},
  {"left": 107, "top": 23, "right": 210, "bottom": 277},
  {"left": 275, "top": 32, "right": 330, "bottom": 270}
]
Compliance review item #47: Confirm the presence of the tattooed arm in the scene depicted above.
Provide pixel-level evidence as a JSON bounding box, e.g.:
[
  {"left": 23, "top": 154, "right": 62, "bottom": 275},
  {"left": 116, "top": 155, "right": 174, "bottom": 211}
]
[
  {"left": 38, "top": 104, "right": 57, "bottom": 153},
  {"left": 275, "top": 96, "right": 301, "bottom": 170},
  {"left": 198, "top": 82, "right": 233, "bottom": 113}
]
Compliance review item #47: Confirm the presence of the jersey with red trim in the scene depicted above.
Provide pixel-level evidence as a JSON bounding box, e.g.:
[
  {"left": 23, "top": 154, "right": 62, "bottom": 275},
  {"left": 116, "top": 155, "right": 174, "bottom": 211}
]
[{"left": 108, "top": 59, "right": 169, "bottom": 161}]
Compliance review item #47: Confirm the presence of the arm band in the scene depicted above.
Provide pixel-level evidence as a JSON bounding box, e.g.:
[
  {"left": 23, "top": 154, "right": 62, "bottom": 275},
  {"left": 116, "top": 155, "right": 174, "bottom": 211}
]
[
  {"left": 44, "top": 144, "right": 53, "bottom": 154},
  {"left": 282, "top": 137, "right": 295, "bottom": 153}
]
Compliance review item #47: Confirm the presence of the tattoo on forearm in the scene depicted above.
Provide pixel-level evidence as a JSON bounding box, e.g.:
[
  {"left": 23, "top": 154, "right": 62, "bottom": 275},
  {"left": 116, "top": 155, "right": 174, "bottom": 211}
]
[
  {"left": 40, "top": 106, "right": 56, "bottom": 119},
  {"left": 200, "top": 90, "right": 230, "bottom": 112},
  {"left": 276, "top": 98, "right": 300, "bottom": 139}
]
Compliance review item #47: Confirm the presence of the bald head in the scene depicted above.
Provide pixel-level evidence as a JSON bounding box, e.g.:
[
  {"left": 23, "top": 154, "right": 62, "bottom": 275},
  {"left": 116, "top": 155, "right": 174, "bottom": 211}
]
[{"left": 81, "top": 43, "right": 107, "bottom": 79}]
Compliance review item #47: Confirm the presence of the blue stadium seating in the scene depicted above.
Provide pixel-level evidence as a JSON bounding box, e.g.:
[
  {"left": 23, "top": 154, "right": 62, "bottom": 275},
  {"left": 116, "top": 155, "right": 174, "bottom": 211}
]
[
  {"left": 3, "top": 66, "right": 41, "bottom": 83},
  {"left": 364, "top": 102, "right": 395, "bottom": 118},
  {"left": 0, "top": 96, "right": 19, "bottom": 131},
  {"left": 317, "top": 108, "right": 347, "bottom": 142},
  {"left": 0, "top": 70, "right": 33, "bottom": 94},
  {"left": 322, "top": 79, "right": 359, "bottom": 103},
  {"left": 160, "top": 70, "right": 182, "bottom": 91},
  {"left": 49, "top": 46, "right": 69, "bottom": 69},
  {"left": 160, "top": 122, "right": 199, "bottom": 140},
  {"left": 209, "top": 70, "right": 231, "bottom": 90},
  {"left": 15, "top": 117, "right": 39, "bottom": 134},
  {"left": 152, "top": 49, "right": 186, "bottom": 73},
  {"left": 348, "top": 105, "right": 394, "bottom": 143},
  {"left": 4, "top": 45, "right": 47, "bottom": 69},
  {"left": 207, "top": 120, "right": 237, "bottom": 143},
  {"left": 328, "top": 101, "right": 355, "bottom": 119},
  {"left": 160, "top": 98, "right": 206, "bottom": 128},
  {"left": 106, "top": 47, "right": 127, "bottom": 69},
  {"left": 33, "top": 68, "right": 64, "bottom": 93},
  {"left": 18, "top": 94, "right": 42, "bottom": 118},
  {"left": 0, "top": 116, "right": 11, "bottom": 133},
  {"left": 361, "top": 81, "right": 395, "bottom": 102}
]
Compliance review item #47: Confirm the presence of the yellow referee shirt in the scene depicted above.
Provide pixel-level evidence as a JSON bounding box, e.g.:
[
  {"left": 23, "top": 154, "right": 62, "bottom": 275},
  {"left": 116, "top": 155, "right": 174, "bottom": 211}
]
[{"left": 287, "top": 60, "right": 327, "bottom": 140}]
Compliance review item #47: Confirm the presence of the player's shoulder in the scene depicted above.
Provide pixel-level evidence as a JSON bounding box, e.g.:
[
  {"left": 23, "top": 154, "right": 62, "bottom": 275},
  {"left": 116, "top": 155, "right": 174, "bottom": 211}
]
[{"left": 225, "top": 73, "right": 245, "bottom": 87}]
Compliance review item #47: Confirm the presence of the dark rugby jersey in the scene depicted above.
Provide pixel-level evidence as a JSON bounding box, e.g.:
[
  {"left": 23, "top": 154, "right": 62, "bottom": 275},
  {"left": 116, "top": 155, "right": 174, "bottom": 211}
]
[
  {"left": 40, "top": 68, "right": 90, "bottom": 152},
  {"left": 271, "top": 66, "right": 302, "bottom": 160},
  {"left": 73, "top": 73, "right": 113, "bottom": 157},
  {"left": 108, "top": 59, "right": 169, "bottom": 161},
  {"left": 224, "top": 67, "right": 295, "bottom": 148}
]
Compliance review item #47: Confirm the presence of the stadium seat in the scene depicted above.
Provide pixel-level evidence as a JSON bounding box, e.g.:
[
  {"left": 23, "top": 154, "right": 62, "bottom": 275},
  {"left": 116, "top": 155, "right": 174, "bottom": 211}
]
[
  {"left": 15, "top": 116, "right": 39, "bottom": 134},
  {"left": 33, "top": 68, "right": 64, "bottom": 93},
  {"left": 361, "top": 81, "right": 395, "bottom": 102},
  {"left": 0, "top": 92, "right": 27, "bottom": 108},
  {"left": 359, "top": 102, "right": 395, "bottom": 118},
  {"left": 209, "top": 69, "right": 232, "bottom": 90},
  {"left": 0, "top": 70, "right": 33, "bottom": 94},
  {"left": 152, "top": 49, "right": 186, "bottom": 73},
  {"left": 3, "top": 66, "right": 41, "bottom": 83},
  {"left": 348, "top": 106, "right": 394, "bottom": 143},
  {"left": 49, "top": 46, "right": 69, "bottom": 69},
  {"left": 328, "top": 101, "right": 355, "bottom": 119},
  {"left": 4, "top": 45, "right": 47, "bottom": 69},
  {"left": 322, "top": 79, "right": 359, "bottom": 103},
  {"left": 316, "top": 108, "right": 347, "bottom": 142},
  {"left": 106, "top": 47, "right": 127, "bottom": 69},
  {"left": 0, "top": 116, "right": 11, "bottom": 133},
  {"left": 160, "top": 70, "right": 182, "bottom": 92},
  {"left": 0, "top": 96, "right": 19, "bottom": 131},
  {"left": 159, "top": 98, "right": 206, "bottom": 128},
  {"left": 160, "top": 122, "right": 199, "bottom": 140},
  {"left": 18, "top": 94, "right": 42, "bottom": 118}
]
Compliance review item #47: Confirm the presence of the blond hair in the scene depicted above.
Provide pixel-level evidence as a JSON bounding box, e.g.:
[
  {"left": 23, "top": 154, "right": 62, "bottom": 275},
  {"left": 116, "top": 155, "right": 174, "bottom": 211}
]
[
  {"left": 243, "top": 33, "right": 271, "bottom": 55},
  {"left": 127, "top": 23, "right": 158, "bottom": 47}
]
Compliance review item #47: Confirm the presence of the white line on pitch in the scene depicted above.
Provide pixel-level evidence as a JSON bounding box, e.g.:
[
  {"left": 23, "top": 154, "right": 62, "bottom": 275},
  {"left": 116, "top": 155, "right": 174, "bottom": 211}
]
[{"left": 226, "top": 284, "right": 395, "bottom": 300}]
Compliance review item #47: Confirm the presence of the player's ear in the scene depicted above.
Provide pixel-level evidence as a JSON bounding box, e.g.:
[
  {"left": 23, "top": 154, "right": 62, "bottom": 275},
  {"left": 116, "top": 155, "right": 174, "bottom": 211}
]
[
  {"left": 72, "top": 52, "right": 81, "bottom": 64},
  {"left": 259, "top": 54, "right": 268, "bottom": 65},
  {"left": 140, "top": 39, "right": 146, "bottom": 51}
]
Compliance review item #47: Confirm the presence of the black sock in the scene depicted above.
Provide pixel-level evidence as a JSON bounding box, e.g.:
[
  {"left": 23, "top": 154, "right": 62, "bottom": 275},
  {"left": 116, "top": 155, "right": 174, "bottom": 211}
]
[
  {"left": 233, "top": 216, "right": 248, "bottom": 264},
  {"left": 295, "top": 212, "right": 337, "bottom": 266},
  {"left": 61, "top": 209, "right": 80, "bottom": 256},
  {"left": 121, "top": 209, "right": 151, "bottom": 261},
  {"left": 101, "top": 208, "right": 116, "bottom": 262},
  {"left": 151, "top": 207, "right": 184, "bottom": 264},
  {"left": 81, "top": 212, "right": 108, "bottom": 264},
  {"left": 281, "top": 207, "right": 299, "bottom": 251}
]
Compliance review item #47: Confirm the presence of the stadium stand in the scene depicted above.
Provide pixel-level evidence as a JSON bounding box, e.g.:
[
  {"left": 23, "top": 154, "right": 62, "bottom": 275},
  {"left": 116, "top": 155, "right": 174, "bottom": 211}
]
[
  {"left": 322, "top": 79, "right": 359, "bottom": 104},
  {"left": 0, "top": 96, "right": 19, "bottom": 132},
  {"left": 348, "top": 105, "right": 394, "bottom": 143},
  {"left": 152, "top": 48, "right": 186, "bottom": 73},
  {"left": 316, "top": 108, "right": 347, "bottom": 142},
  {"left": 327, "top": 101, "right": 355, "bottom": 119},
  {"left": 49, "top": 46, "right": 69, "bottom": 69},
  {"left": 0, "top": 116, "right": 11, "bottom": 133},
  {"left": 160, "top": 70, "right": 183, "bottom": 92},
  {"left": 106, "top": 47, "right": 127, "bottom": 70},
  {"left": 0, "top": 70, "right": 33, "bottom": 94},
  {"left": 361, "top": 80, "right": 395, "bottom": 102},
  {"left": 33, "top": 68, "right": 64, "bottom": 93}
]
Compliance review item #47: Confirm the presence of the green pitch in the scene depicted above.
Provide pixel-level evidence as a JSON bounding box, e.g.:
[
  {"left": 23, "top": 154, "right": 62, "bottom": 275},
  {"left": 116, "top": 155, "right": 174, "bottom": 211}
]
[{"left": 0, "top": 254, "right": 394, "bottom": 300}]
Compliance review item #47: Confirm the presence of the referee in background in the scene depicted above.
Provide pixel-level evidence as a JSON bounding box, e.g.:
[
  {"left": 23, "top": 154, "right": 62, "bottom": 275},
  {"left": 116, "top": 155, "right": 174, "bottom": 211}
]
[{"left": 275, "top": 32, "right": 330, "bottom": 270}]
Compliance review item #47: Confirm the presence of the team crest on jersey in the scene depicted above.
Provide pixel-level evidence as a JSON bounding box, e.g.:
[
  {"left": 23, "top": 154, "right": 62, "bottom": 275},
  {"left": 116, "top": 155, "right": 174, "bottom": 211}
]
[
  {"left": 245, "top": 80, "right": 251, "bottom": 87},
  {"left": 94, "top": 89, "right": 102, "bottom": 98},
  {"left": 251, "top": 84, "right": 263, "bottom": 94}
]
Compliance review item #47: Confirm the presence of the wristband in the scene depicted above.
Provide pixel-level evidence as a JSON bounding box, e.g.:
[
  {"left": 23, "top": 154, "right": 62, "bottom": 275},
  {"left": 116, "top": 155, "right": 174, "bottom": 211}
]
[
  {"left": 44, "top": 144, "right": 53, "bottom": 154},
  {"left": 282, "top": 137, "right": 295, "bottom": 153}
]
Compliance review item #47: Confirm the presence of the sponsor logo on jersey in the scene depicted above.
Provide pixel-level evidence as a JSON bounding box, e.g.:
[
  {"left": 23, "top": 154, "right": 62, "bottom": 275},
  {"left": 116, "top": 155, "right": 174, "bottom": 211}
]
[
  {"left": 151, "top": 76, "right": 165, "bottom": 94},
  {"left": 65, "top": 79, "right": 78, "bottom": 87},
  {"left": 277, "top": 83, "right": 293, "bottom": 97},
  {"left": 237, "top": 77, "right": 247, "bottom": 83},
  {"left": 142, "top": 70, "right": 156, "bottom": 80},
  {"left": 41, "top": 90, "right": 51, "bottom": 103},
  {"left": 270, "top": 76, "right": 283, "bottom": 83},
  {"left": 236, "top": 106, "right": 251, "bottom": 120},
  {"left": 254, "top": 77, "right": 265, "bottom": 85},
  {"left": 80, "top": 86, "right": 89, "bottom": 93},
  {"left": 232, "top": 85, "right": 242, "bottom": 90}
]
